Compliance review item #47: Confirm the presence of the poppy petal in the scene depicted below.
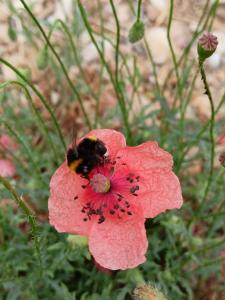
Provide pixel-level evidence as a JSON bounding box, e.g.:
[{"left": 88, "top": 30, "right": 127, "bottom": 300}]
[
  {"left": 89, "top": 218, "right": 148, "bottom": 270},
  {"left": 139, "top": 170, "right": 183, "bottom": 218},
  {"left": 116, "top": 141, "right": 182, "bottom": 218},
  {"left": 116, "top": 141, "right": 173, "bottom": 171},
  {"left": 48, "top": 162, "right": 92, "bottom": 235}
]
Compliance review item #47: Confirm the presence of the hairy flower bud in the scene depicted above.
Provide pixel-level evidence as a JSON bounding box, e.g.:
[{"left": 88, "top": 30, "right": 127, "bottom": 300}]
[
  {"left": 198, "top": 32, "right": 218, "bottom": 62},
  {"left": 133, "top": 284, "right": 167, "bottom": 300},
  {"left": 128, "top": 21, "right": 145, "bottom": 43}
]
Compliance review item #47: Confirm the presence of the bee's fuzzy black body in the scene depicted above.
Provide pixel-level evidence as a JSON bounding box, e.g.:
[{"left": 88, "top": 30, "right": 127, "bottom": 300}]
[{"left": 66, "top": 137, "right": 107, "bottom": 177}]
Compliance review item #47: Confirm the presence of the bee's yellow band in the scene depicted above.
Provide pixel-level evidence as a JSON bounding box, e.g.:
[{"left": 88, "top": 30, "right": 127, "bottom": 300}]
[
  {"left": 87, "top": 135, "right": 97, "bottom": 141},
  {"left": 69, "top": 159, "right": 83, "bottom": 171}
]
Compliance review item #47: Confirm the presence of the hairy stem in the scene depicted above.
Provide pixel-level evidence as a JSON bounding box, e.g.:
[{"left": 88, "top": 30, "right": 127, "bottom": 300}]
[
  {"left": 163, "top": 0, "right": 211, "bottom": 92},
  {"left": 137, "top": 0, "right": 143, "bottom": 21},
  {"left": 198, "top": 59, "right": 215, "bottom": 208},
  {"left": 167, "top": 0, "right": 181, "bottom": 106}
]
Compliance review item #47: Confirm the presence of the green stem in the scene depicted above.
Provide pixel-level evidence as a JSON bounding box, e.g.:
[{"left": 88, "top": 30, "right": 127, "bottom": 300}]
[
  {"left": 20, "top": 0, "right": 92, "bottom": 130},
  {"left": 172, "top": 238, "right": 225, "bottom": 273},
  {"left": 201, "top": 211, "right": 225, "bottom": 219},
  {"left": 47, "top": 19, "right": 99, "bottom": 105},
  {"left": 2, "top": 120, "right": 46, "bottom": 186},
  {"left": 137, "top": 0, "right": 143, "bottom": 21},
  {"left": 163, "top": 0, "right": 210, "bottom": 92},
  {"left": 0, "top": 57, "right": 66, "bottom": 150},
  {"left": 198, "top": 59, "right": 215, "bottom": 206},
  {"left": 91, "top": 12, "right": 139, "bottom": 126},
  {"left": 167, "top": 0, "right": 181, "bottom": 105},
  {"left": 180, "top": 65, "right": 199, "bottom": 129},
  {"left": 77, "top": 0, "right": 132, "bottom": 143},
  {"left": 95, "top": 0, "right": 105, "bottom": 127},
  {"left": 207, "top": 0, "right": 220, "bottom": 31},
  {"left": 190, "top": 256, "right": 225, "bottom": 273},
  {"left": 176, "top": 92, "right": 225, "bottom": 172},
  {"left": 0, "top": 176, "right": 43, "bottom": 275},
  {"left": 127, "top": 3, "right": 161, "bottom": 95},
  {"left": 144, "top": 37, "right": 160, "bottom": 95},
  {"left": 0, "top": 80, "right": 59, "bottom": 161},
  {"left": 92, "top": 26, "right": 144, "bottom": 120},
  {"left": 177, "top": 65, "right": 199, "bottom": 162},
  {"left": 109, "top": 0, "right": 120, "bottom": 86},
  {"left": 92, "top": 28, "right": 134, "bottom": 81}
]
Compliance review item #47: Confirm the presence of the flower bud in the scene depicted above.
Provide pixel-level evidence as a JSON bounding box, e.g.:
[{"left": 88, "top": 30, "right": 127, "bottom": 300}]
[
  {"left": 37, "top": 46, "right": 48, "bottom": 70},
  {"left": 128, "top": 20, "right": 145, "bottom": 43},
  {"left": 8, "top": 16, "right": 17, "bottom": 41},
  {"left": 67, "top": 234, "right": 88, "bottom": 250},
  {"left": 125, "top": 269, "right": 145, "bottom": 284},
  {"left": 133, "top": 283, "right": 167, "bottom": 300},
  {"left": 198, "top": 32, "right": 218, "bottom": 62}
]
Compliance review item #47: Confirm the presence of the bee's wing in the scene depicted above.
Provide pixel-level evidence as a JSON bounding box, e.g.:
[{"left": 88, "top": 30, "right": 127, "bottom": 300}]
[
  {"left": 71, "top": 125, "right": 77, "bottom": 147},
  {"left": 69, "top": 123, "right": 78, "bottom": 156}
]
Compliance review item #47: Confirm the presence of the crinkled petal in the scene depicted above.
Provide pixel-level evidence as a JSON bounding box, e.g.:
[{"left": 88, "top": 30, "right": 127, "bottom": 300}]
[
  {"left": 48, "top": 162, "right": 92, "bottom": 235},
  {"left": 89, "top": 218, "right": 148, "bottom": 270},
  {"left": 85, "top": 129, "right": 126, "bottom": 159},
  {"left": 139, "top": 170, "right": 183, "bottom": 218},
  {"left": 0, "top": 159, "right": 16, "bottom": 177},
  {"left": 115, "top": 141, "right": 183, "bottom": 218},
  {"left": 116, "top": 141, "right": 173, "bottom": 170}
]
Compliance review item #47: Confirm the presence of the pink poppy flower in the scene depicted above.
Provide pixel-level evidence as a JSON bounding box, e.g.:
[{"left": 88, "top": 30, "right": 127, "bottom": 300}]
[
  {"left": 0, "top": 134, "right": 18, "bottom": 151},
  {"left": 48, "top": 129, "right": 183, "bottom": 270},
  {"left": 0, "top": 159, "right": 16, "bottom": 177}
]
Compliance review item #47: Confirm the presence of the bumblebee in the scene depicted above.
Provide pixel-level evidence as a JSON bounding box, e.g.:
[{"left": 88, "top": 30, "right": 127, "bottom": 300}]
[{"left": 66, "top": 136, "right": 107, "bottom": 177}]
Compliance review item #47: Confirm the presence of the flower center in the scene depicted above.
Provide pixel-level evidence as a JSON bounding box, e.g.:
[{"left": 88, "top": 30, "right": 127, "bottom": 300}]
[{"left": 90, "top": 173, "right": 110, "bottom": 193}]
